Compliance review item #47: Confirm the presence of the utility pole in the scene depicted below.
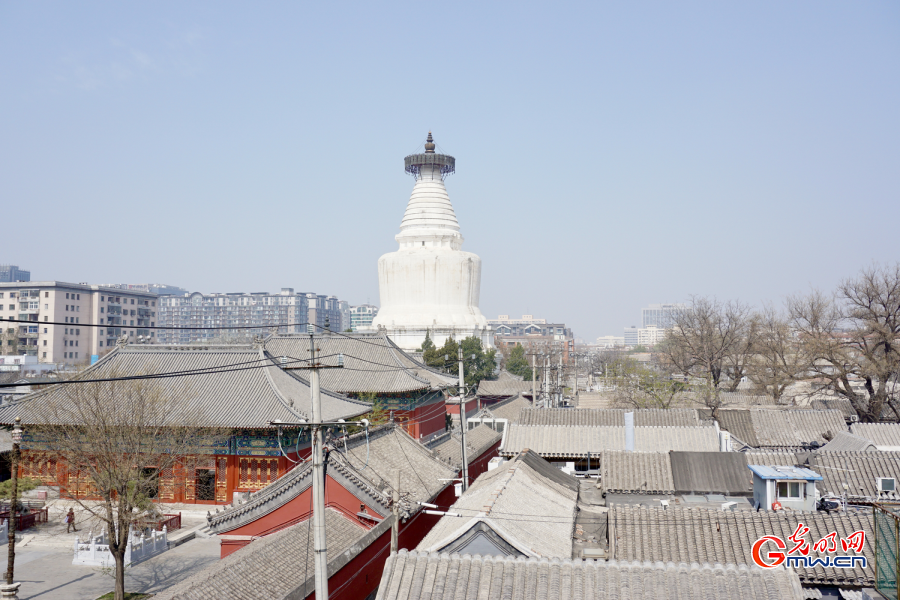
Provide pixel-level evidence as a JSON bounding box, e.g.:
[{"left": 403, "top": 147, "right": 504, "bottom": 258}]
[
  {"left": 276, "top": 330, "right": 347, "bottom": 600},
  {"left": 573, "top": 353, "right": 579, "bottom": 406},
  {"left": 308, "top": 332, "right": 328, "bottom": 600},
  {"left": 557, "top": 349, "right": 562, "bottom": 408},
  {"left": 390, "top": 469, "right": 400, "bottom": 553},
  {"left": 458, "top": 346, "right": 470, "bottom": 492},
  {"left": 531, "top": 352, "right": 536, "bottom": 404}
]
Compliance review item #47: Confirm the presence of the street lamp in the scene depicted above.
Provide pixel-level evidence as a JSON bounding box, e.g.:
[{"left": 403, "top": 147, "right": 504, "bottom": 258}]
[{"left": 3, "top": 416, "right": 23, "bottom": 598}]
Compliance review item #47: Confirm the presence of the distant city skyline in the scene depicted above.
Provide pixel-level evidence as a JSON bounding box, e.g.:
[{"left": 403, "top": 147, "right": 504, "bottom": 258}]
[{"left": 3, "top": 3, "right": 897, "bottom": 340}]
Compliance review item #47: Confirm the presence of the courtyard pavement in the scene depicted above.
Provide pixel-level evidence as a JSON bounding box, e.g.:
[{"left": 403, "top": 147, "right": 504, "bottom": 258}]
[{"left": 0, "top": 501, "right": 220, "bottom": 600}]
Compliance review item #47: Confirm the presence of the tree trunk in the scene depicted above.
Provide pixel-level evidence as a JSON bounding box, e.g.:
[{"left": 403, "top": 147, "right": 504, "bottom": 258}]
[
  {"left": 115, "top": 550, "right": 126, "bottom": 600},
  {"left": 5, "top": 443, "right": 18, "bottom": 584}
]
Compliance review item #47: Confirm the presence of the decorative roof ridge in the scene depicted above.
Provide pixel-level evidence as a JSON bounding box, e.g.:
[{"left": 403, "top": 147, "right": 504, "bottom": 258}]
[
  {"left": 207, "top": 460, "right": 314, "bottom": 530},
  {"left": 258, "top": 349, "right": 312, "bottom": 421},
  {"left": 382, "top": 335, "right": 457, "bottom": 383},
  {"left": 118, "top": 344, "right": 257, "bottom": 352},
  {"left": 377, "top": 334, "right": 435, "bottom": 388},
  {"left": 327, "top": 452, "right": 394, "bottom": 515},
  {"left": 261, "top": 349, "right": 371, "bottom": 407}
]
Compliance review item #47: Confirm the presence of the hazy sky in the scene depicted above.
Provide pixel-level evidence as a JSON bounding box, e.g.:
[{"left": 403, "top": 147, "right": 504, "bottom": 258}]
[{"left": 2, "top": 2, "right": 898, "bottom": 340}]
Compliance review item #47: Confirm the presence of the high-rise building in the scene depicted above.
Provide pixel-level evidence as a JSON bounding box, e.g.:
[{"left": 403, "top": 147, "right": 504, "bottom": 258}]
[
  {"left": 0, "top": 265, "right": 30, "bottom": 283},
  {"left": 641, "top": 303, "right": 686, "bottom": 329},
  {"left": 0, "top": 281, "right": 158, "bottom": 365},
  {"left": 157, "top": 289, "right": 346, "bottom": 344},
  {"left": 371, "top": 133, "right": 492, "bottom": 350},
  {"left": 349, "top": 304, "right": 379, "bottom": 331}
]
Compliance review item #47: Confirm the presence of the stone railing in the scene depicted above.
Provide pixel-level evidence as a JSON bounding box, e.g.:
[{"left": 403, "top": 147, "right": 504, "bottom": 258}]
[{"left": 72, "top": 525, "right": 168, "bottom": 567}]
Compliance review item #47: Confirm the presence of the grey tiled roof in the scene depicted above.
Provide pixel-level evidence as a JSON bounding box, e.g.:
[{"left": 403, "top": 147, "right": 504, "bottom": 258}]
[
  {"left": 601, "top": 451, "right": 673, "bottom": 495},
  {"left": 0, "top": 430, "right": 11, "bottom": 454},
  {"left": 476, "top": 379, "right": 534, "bottom": 397},
  {"left": 416, "top": 450, "right": 579, "bottom": 558},
  {"left": 517, "top": 408, "right": 701, "bottom": 427},
  {"left": 155, "top": 508, "right": 379, "bottom": 600},
  {"left": 670, "top": 451, "right": 752, "bottom": 496},
  {"left": 501, "top": 425, "right": 720, "bottom": 458},
  {"left": 209, "top": 424, "right": 455, "bottom": 533},
  {"left": 609, "top": 505, "right": 874, "bottom": 586},
  {"left": 339, "top": 424, "right": 457, "bottom": 510},
  {"left": 851, "top": 423, "right": 900, "bottom": 448},
  {"left": 427, "top": 424, "right": 502, "bottom": 470},
  {"left": 478, "top": 393, "right": 531, "bottom": 421},
  {"left": 810, "top": 451, "right": 900, "bottom": 500},
  {"left": 818, "top": 431, "right": 876, "bottom": 452},
  {"left": 263, "top": 332, "right": 456, "bottom": 395},
  {"left": 0, "top": 346, "right": 370, "bottom": 428},
  {"left": 742, "top": 451, "right": 801, "bottom": 467},
  {"left": 707, "top": 409, "right": 759, "bottom": 447},
  {"left": 751, "top": 409, "right": 847, "bottom": 448},
  {"left": 375, "top": 550, "right": 806, "bottom": 600},
  {"left": 810, "top": 398, "right": 857, "bottom": 420}
]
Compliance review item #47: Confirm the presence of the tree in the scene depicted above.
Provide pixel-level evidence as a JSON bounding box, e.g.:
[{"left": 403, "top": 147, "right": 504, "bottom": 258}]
[
  {"left": 423, "top": 337, "right": 458, "bottom": 372},
  {"left": 746, "top": 305, "right": 809, "bottom": 402},
  {"left": 789, "top": 264, "right": 900, "bottom": 422},
  {"left": 460, "top": 336, "right": 497, "bottom": 388},
  {"left": 608, "top": 357, "right": 686, "bottom": 410},
  {"left": 659, "top": 296, "right": 754, "bottom": 417},
  {"left": 420, "top": 331, "right": 435, "bottom": 354},
  {"left": 27, "top": 375, "right": 214, "bottom": 600},
  {"left": 0, "top": 477, "right": 39, "bottom": 502},
  {"left": 505, "top": 345, "right": 533, "bottom": 380}
]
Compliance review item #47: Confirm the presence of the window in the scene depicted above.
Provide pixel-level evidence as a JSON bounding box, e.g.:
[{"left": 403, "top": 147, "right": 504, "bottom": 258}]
[
  {"left": 65, "top": 317, "right": 69, "bottom": 323},
  {"left": 76, "top": 318, "right": 79, "bottom": 323},
  {"left": 76, "top": 329, "right": 79, "bottom": 335},
  {"left": 65, "top": 328, "right": 68, "bottom": 334},
  {"left": 75, "top": 352, "right": 78, "bottom": 358},
  {"left": 0, "top": 293, "right": 3, "bottom": 298},
  {"left": 99, "top": 341, "right": 103, "bottom": 347},
  {"left": 131, "top": 299, "right": 134, "bottom": 304},
  {"left": 43, "top": 316, "right": 48, "bottom": 322},
  {"left": 44, "top": 304, "right": 48, "bottom": 309},
  {"left": 45, "top": 292, "right": 48, "bottom": 298},
  {"left": 42, "top": 352, "right": 46, "bottom": 358},
  {"left": 777, "top": 481, "right": 803, "bottom": 499},
  {"left": 75, "top": 341, "right": 78, "bottom": 347},
  {"left": 101, "top": 307, "right": 104, "bottom": 313},
  {"left": 43, "top": 340, "right": 46, "bottom": 346},
  {"left": 76, "top": 294, "right": 80, "bottom": 300},
  {"left": 43, "top": 328, "right": 47, "bottom": 333},
  {"left": 77, "top": 306, "right": 80, "bottom": 312},
  {"left": 65, "top": 305, "right": 69, "bottom": 311},
  {"left": 66, "top": 293, "right": 70, "bottom": 299}
]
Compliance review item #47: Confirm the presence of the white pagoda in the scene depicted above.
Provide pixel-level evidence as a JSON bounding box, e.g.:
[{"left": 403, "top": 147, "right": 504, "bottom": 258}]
[{"left": 370, "top": 133, "right": 492, "bottom": 351}]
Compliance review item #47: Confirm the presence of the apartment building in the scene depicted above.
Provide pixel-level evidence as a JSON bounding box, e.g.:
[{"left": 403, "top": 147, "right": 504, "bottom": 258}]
[
  {"left": 349, "top": 304, "right": 379, "bottom": 331},
  {"left": 0, "top": 282, "right": 158, "bottom": 365},
  {"left": 641, "top": 303, "right": 686, "bottom": 329},
  {"left": 157, "top": 289, "right": 346, "bottom": 344}
]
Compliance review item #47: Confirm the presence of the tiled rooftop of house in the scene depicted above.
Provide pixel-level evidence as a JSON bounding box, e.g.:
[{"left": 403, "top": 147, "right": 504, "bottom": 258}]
[{"left": 375, "top": 550, "right": 807, "bottom": 600}]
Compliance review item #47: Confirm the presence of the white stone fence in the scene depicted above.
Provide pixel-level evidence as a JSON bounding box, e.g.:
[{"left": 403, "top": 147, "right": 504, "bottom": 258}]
[{"left": 72, "top": 525, "right": 168, "bottom": 567}]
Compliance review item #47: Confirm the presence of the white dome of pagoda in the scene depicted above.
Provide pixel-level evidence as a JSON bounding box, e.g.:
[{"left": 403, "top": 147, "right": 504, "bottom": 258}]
[{"left": 370, "top": 133, "right": 492, "bottom": 351}]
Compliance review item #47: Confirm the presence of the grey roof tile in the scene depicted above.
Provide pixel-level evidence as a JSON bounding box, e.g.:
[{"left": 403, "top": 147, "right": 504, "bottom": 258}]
[
  {"left": 375, "top": 550, "right": 807, "bottom": 600},
  {"left": 477, "top": 394, "right": 532, "bottom": 422},
  {"left": 810, "top": 398, "right": 857, "bottom": 420},
  {"left": 264, "top": 332, "right": 456, "bottom": 395},
  {"left": 501, "top": 425, "right": 720, "bottom": 458},
  {"left": 706, "top": 410, "right": 759, "bottom": 447},
  {"left": 818, "top": 431, "right": 876, "bottom": 453},
  {"left": 0, "top": 345, "right": 370, "bottom": 428},
  {"left": 427, "top": 424, "right": 502, "bottom": 470},
  {"left": 670, "top": 452, "right": 752, "bottom": 495},
  {"left": 601, "top": 451, "right": 674, "bottom": 495},
  {"left": 155, "top": 508, "right": 377, "bottom": 600},
  {"left": 742, "top": 451, "right": 801, "bottom": 467},
  {"left": 850, "top": 423, "right": 900, "bottom": 448},
  {"left": 810, "top": 451, "right": 900, "bottom": 501},
  {"left": 416, "top": 450, "right": 579, "bottom": 558},
  {"left": 517, "top": 408, "right": 701, "bottom": 427},
  {"left": 751, "top": 409, "right": 847, "bottom": 448},
  {"left": 609, "top": 505, "right": 874, "bottom": 586},
  {"left": 476, "top": 379, "right": 534, "bottom": 398}
]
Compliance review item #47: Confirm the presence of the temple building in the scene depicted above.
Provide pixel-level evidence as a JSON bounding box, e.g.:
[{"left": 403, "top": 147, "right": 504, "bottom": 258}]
[{"left": 370, "top": 133, "right": 492, "bottom": 351}]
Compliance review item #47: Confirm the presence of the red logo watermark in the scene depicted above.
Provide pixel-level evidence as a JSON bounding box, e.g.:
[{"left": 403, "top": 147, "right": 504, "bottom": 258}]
[{"left": 752, "top": 524, "right": 866, "bottom": 569}]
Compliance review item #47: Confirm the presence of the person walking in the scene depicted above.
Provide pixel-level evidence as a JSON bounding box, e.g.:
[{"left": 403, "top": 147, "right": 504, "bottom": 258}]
[{"left": 65, "top": 508, "right": 77, "bottom": 533}]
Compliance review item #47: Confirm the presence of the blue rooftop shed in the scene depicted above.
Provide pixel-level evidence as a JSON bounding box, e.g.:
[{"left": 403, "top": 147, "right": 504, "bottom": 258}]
[{"left": 749, "top": 465, "right": 823, "bottom": 512}]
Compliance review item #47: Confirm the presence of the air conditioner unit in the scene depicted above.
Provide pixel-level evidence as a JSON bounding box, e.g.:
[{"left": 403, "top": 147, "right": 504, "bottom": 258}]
[
  {"left": 877, "top": 477, "right": 896, "bottom": 493},
  {"left": 850, "top": 415, "right": 859, "bottom": 423}
]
